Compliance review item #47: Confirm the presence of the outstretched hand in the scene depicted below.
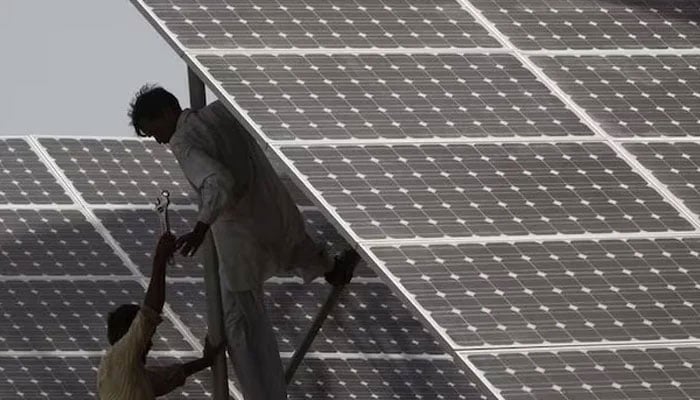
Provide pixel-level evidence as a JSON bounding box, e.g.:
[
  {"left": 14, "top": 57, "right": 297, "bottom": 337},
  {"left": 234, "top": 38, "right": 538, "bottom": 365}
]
[{"left": 175, "top": 221, "right": 210, "bottom": 257}]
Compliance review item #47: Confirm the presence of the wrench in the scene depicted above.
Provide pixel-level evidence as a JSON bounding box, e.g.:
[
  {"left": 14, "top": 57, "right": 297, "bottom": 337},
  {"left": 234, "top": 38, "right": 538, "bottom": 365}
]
[{"left": 154, "top": 190, "right": 174, "bottom": 265}]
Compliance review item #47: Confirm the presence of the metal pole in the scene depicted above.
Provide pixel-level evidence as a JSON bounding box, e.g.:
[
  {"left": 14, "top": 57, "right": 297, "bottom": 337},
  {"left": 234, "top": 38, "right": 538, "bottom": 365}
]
[
  {"left": 188, "top": 67, "right": 229, "bottom": 399},
  {"left": 188, "top": 67, "right": 206, "bottom": 110},
  {"left": 285, "top": 283, "right": 346, "bottom": 384}
]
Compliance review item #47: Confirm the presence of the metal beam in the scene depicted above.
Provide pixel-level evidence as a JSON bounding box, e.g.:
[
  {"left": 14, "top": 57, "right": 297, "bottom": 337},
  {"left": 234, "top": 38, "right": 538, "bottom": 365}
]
[
  {"left": 188, "top": 68, "right": 229, "bottom": 399},
  {"left": 188, "top": 67, "right": 206, "bottom": 110}
]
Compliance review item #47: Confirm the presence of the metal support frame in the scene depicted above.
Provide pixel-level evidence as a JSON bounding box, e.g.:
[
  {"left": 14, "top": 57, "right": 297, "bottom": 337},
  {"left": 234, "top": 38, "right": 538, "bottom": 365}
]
[
  {"left": 188, "top": 68, "right": 229, "bottom": 400},
  {"left": 285, "top": 283, "right": 347, "bottom": 384}
]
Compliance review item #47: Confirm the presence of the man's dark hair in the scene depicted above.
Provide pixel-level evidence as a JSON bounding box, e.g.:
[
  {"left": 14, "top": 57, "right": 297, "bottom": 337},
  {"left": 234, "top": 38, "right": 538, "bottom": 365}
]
[
  {"left": 107, "top": 304, "right": 141, "bottom": 345},
  {"left": 128, "top": 84, "right": 181, "bottom": 137}
]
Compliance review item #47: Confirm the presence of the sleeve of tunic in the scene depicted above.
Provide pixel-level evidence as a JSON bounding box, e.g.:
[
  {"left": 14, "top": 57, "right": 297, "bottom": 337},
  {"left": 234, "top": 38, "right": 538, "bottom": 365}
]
[
  {"left": 175, "top": 144, "right": 238, "bottom": 225},
  {"left": 146, "top": 364, "right": 187, "bottom": 396},
  {"left": 111, "top": 305, "right": 162, "bottom": 364}
]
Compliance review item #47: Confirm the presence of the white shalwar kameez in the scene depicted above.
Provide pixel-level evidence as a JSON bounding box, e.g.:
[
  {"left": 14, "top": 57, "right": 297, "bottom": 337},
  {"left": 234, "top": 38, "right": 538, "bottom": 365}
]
[{"left": 169, "top": 100, "right": 333, "bottom": 399}]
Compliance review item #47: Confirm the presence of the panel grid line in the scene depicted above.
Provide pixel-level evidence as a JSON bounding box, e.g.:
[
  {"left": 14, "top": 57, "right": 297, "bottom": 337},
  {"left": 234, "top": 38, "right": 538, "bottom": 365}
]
[
  {"left": 184, "top": 47, "right": 512, "bottom": 56},
  {"left": 458, "top": 339, "right": 700, "bottom": 356}
]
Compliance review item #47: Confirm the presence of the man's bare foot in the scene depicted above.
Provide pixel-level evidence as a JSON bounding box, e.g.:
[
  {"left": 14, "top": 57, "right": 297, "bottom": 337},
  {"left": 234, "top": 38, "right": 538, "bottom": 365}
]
[{"left": 324, "top": 248, "right": 360, "bottom": 287}]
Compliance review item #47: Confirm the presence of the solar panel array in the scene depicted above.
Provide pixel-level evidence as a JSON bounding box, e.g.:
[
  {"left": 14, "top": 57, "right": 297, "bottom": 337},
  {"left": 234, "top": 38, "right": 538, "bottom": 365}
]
[
  {"left": 0, "top": 136, "right": 480, "bottom": 399},
  {"left": 129, "top": 0, "right": 700, "bottom": 398}
]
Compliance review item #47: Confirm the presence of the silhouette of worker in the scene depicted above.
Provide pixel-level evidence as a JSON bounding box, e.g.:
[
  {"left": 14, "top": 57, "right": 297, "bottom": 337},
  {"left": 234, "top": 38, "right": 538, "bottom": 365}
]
[{"left": 127, "top": 85, "right": 359, "bottom": 399}]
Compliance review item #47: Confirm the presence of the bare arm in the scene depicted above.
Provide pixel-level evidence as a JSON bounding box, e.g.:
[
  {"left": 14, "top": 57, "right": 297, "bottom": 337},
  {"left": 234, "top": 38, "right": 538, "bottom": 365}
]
[{"left": 143, "top": 233, "right": 176, "bottom": 313}]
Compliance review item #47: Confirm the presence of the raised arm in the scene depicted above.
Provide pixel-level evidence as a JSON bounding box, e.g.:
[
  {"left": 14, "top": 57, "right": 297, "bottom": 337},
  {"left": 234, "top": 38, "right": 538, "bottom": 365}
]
[{"left": 144, "top": 232, "right": 176, "bottom": 313}]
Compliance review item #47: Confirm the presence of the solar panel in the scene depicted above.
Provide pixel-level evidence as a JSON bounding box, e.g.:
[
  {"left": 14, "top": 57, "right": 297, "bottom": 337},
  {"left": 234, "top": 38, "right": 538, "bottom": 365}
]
[
  {"left": 95, "top": 209, "right": 204, "bottom": 277},
  {"left": 197, "top": 53, "right": 592, "bottom": 140},
  {"left": 0, "top": 280, "right": 192, "bottom": 352},
  {"left": 464, "top": 346, "right": 700, "bottom": 400},
  {"left": 280, "top": 143, "right": 693, "bottom": 239},
  {"left": 0, "top": 139, "right": 70, "bottom": 205},
  {"left": 42, "top": 138, "right": 311, "bottom": 205},
  {"left": 40, "top": 138, "right": 194, "bottom": 205},
  {"left": 533, "top": 55, "right": 700, "bottom": 137},
  {"left": 0, "top": 210, "right": 129, "bottom": 276},
  {"left": 141, "top": 0, "right": 500, "bottom": 49},
  {"left": 287, "top": 358, "right": 485, "bottom": 400},
  {"left": 169, "top": 281, "right": 443, "bottom": 354},
  {"left": 372, "top": 238, "right": 700, "bottom": 348},
  {"left": 470, "top": 0, "right": 700, "bottom": 50},
  {"left": 625, "top": 142, "right": 700, "bottom": 216},
  {"left": 0, "top": 356, "right": 215, "bottom": 400}
]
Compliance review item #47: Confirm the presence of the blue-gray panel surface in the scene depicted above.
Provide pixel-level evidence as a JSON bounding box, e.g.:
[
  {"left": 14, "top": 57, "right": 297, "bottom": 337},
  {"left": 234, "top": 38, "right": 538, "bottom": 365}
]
[
  {"left": 471, "top": 0, "right": 700, "bottom": 50},
  {"left": 141, "top": 0, "right": 500, "bottom": 49},
  {"left": 198, "top": 53, "right": 592, "bottom": 140},
  {"left": 169, "top": 281, "right": 442, "bottom": 354},
  {"left": 533, "top": 55, "right": 700, "bottom": 137},
  {"left": 625, "top": 142, "right": 700, "bottom": 216},
  {"left": 0, "top": 139, "right": 71, "bottom": 204},
  {"left": 0, "top": 280, "right": 192, "bottom": 351},
  {"left": 372, "top": 238, "right": 700, "bottom": 347},
  {"left": 281, "top": 143, "right": 692, "bottom": 239},
  {"left": 0, "top": 210, "right": 129, "bottom": 276}
]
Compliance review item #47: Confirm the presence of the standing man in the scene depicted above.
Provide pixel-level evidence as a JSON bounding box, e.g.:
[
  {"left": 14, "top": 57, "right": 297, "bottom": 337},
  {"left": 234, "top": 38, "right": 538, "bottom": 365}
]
[{"left": 128, "top": 85, "right": 359, "bottom": 399}]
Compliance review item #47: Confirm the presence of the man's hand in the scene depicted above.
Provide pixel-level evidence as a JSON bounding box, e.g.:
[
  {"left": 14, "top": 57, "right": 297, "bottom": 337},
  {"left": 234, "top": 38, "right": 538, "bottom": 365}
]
[
  {"left": 175, "top": 221, "right": 209, "bottom": 257},
  {"left": 202, "top": 335, "right": 225, "bottom": 364},
  {"left": 154, "top": 232, "right": 177, "bottom": 265}
]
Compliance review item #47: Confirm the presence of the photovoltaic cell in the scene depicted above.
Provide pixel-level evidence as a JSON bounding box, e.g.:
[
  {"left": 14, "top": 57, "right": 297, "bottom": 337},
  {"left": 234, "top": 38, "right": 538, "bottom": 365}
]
[
  {"left": 0, "top": 210, "right": 129, "bottom": 276},
  {"left": 0, "top": 357, "right": 215, "bottom": 400},
  {"left": 169, "top": 281, "right": 442, "bottom": 354},
  {"left": 198, "top": 53, "right": 592, "bottom": 140},
  {"left": 625, "top": 142, "right": 700, "bottom": 216},
  {"left": 372, "top": 238, "right": 700, "bottom": 347},
  {"left": 287, "top": 358, "right": 485, "bottom": 400},
  {"left": 141, "top": 0, "right": 500, "bottom": 49},
  {"left": 281, "top": 143, "right": 692, "bottom": 239},
  {"left": 465, "top": 346, "right": 700, "bottom": 400},
  {"left": 0, "top": 139, "right": 70, "bottom": 204},
  {"left": 40, "top": 138, "right": 195, "bottom": 205},
  {"left": 0, "top": 280, "right": 192, "bottom": 351},
  {"left": 471, "top": 0, "right": 700, "bottom": 50},
  {"left": 533, "top": 55, "right": 700, "bottom": 137}
]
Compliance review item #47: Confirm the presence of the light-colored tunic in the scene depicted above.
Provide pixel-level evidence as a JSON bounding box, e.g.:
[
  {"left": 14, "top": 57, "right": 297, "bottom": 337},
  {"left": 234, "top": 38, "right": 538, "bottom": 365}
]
[
  {"left": 169, "top": 101, "right": 330, "bottom": 291},
  {"left": 97, "top": 306, "right": 186, "bottom": 399}
]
